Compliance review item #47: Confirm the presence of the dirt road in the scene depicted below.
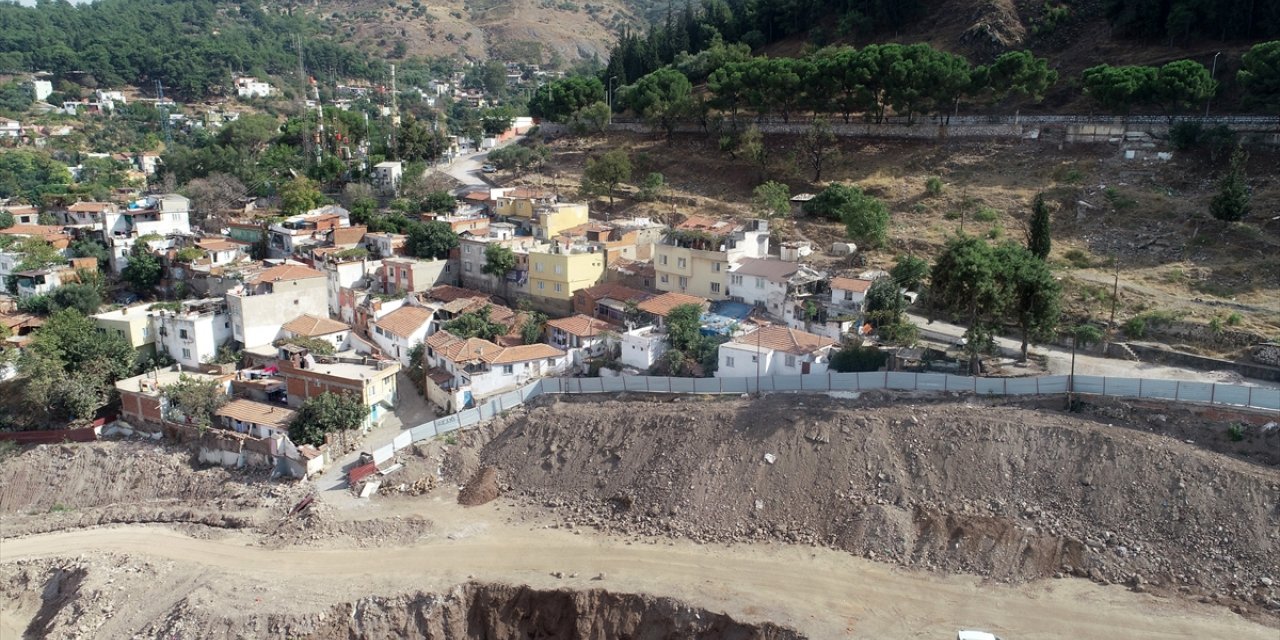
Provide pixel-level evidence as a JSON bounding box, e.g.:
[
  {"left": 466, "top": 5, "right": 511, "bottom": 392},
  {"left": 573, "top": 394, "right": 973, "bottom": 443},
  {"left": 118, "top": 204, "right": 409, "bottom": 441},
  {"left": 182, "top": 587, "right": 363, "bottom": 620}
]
[{"left": 2, "top": 501, "right": 1273, "bottom": 640}]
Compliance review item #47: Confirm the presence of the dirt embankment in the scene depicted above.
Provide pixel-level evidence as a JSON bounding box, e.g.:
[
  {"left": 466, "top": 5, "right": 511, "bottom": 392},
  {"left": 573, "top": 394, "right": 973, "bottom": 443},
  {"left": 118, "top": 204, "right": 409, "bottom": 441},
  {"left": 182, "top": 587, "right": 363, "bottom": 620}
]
[
  {"left": 476, "top": 394, "right": 1280, "bottom": 616},
  {"left": 0, "top": 441, "right": 428, "bottom": 546},
  {"left": 0, "top": 556, "right": 800, "bottom": 640}
]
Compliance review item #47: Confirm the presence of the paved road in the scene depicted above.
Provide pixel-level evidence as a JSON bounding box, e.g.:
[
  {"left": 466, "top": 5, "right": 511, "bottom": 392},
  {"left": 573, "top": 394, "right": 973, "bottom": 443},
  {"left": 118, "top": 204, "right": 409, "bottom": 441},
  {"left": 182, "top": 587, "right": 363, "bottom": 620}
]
[
  {"left": 905, "top": 313, "right": 1278, "bottom": 388},
  {"left": 439, "top": 136, "right": 524, "bottom": 194},
  {"left": 2, "top": 510, "right": 1273, "bottom": 640}
]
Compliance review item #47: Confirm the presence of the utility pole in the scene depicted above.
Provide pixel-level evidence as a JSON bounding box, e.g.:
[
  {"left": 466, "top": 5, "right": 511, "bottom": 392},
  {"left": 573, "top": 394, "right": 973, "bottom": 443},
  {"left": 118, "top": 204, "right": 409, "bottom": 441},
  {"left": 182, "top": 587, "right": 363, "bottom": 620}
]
[
  {"left": 608, "top": 75, "right": 618, "bottom": 127},
  {"left": 389, "top": 64, "right": 400, "bottom": 159},
  {"left": 1205, "top": 51, "right": 1222, "bottom": 118}
]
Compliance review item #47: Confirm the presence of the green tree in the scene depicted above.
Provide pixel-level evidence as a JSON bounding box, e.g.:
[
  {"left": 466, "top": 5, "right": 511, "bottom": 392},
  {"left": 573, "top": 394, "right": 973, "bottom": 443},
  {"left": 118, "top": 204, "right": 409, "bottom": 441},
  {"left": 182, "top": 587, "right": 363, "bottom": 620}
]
[
  {"left": 889, "top": 255, "right": 929, "bottom": 292},
  {"left": 638, "top": 172, "right": 667, "bottom": 202},
  {"left": 799, "top": 119, "right": 838, "bottom": 182},
  {"left": 396, "top": 115, "right": 446, "bottom": 162},
  {"left": 928, "top": 235, "right": 1001, "bottom": 373},
  {"left": 568, "top": 101, "right": 612, "bottom": 134},
  {"left": 581, "top": 149, "right": 632, "bottom": 212},
  {"left": 406, "top": 221, "right": 459, "bottom": 259},
  {"left": 520, "top": 310, "right": 547, "bottom": 345},
  {"left": 0, "top": 211, "right": 13, "bottom": 229},
  {"left": 0, "top": 81, "right": 33, "bottom": 113},
  {"left": 838, "top": 190, "right": 890, "bottom": 248},
  {"left": 482, "top": 243, "right": 517, "bottom": 279},
  {"left": 829, "top": 342, "right": 888, "bottom": 373},
  {"left": 752, "top": 181, "right": 791, "bottom": 218},
  {"left": 288, "top": 392, "right": 368, "bottom": 447},
  {"left": 442, "top": 305, "right": 508, "bottom": 341},
  {"left": 623, "top": 67, "right": 693, "bottom": 139},
  {"left": 1027, "top": 194, "right": 1052, "bottom": 260},
  {"left": 421, "top": 191, "right": 456, "bottom": 214},
  {"left": 14, "top": 238, "right": 63, "bottom": 273},
  {"left": 50, "top": 283, "right": 102, "bottom": 316},
  {"left": 865, "top": 277, "right": 906, "bottom": 323},
  {"left": 996, "top": 243, "right": 1062, "bottom": 360},
  {"left": 665, "top": 303, "right": 704, "bottom": 352},
  {"left": 18, "top": 309, "right": 134, "bottom": 420},
  {"left": 121, "top": 243, "right": 163, "bottom": 294},
  {"left": 1082, "top": 64, "right": 1156, "bottom": 113},
  {"left": 0, "top": 151, "right": 72, "bottom": 203},
  {"left": 1210, "top": 145, "right": 1251, "bottom": 222},
  {"left": 164, "top": 373, "right": 226, "bottom": 428},
  {"left": 1152, "top": 59, "right": 1216, "bottom": 116},
  {"left": 279, "top": 175, "right": 322, "bottom": 216},
  {"left": 738, "top": 125, "right": 768, "bottom": 182},
  {"left": 528, "top": 76, "right": 605, "bottom": 122},
  {"left": 980, "top": 50, "right": 1058, "bottom": 102},
  {"left": 1240, "top": 41, "right": 1280, "bottom": 112}
]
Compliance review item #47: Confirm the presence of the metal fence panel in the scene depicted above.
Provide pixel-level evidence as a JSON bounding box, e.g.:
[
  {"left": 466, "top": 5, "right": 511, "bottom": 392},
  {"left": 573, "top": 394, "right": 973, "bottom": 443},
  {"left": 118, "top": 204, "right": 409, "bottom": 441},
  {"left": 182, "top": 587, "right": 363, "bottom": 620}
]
[
  {"left": 1177, "top": 381, "right": 1215, "bottom": 404},
  {"left": 857, "top": 372, "right": 885, "bottom": 390},
  {"left": 1005, "top": 378, "right": 1039, "bottom": 395},
  {"left": 1138, "top": 378, "right": 1177, "bottom": 401},
  {"left": 410, "top": 425, "right": 436, "bottom": 441},
  {"left": 372, "top": 444, "right": 394, "bottom": 464},
  {"left": 721, "top": 377, "right": 749, "bottom": 394},
  {"left": 693, "top": 378, "right": 721, "bottom": 393},
  {"left": 886, "top": 372, "right": 916, "bottom": 390},
  {"left": 799, "top": 375, "right": 829, "bottom": 391},
  {"left": 599, "top": 377, "right": 624, "bottom": 393},
  {"left": 392, "top": 432, "right": 411, "bottom": 450},
  {"left": 1073, "top": 375, "right": 1106, "bottom": 395},
  {"left": 1104, "top": 377, "right": 1142, "bottom": 399},
  {"left": 769, "top": 375, "right": 802, "bottom": 391},
  {"left": 975, "top": 378, "right": 1005, "bottom": 395},
  {"left": 945, "top": 375, "right": 974, "bottom": 392},
  {"left": 1212, "top": 384, "right": 1251, "bottom": 408},
  {"left": 669, "top": 377, "right": 696, "bottom": 394},
  {"left": 1252, "top": 387, "right": 1280, "bottom": 411},
  {"left": 1038, "top": 376, "right": 1070, "bottom": 394},
  {"left": 915, "top": 374, "right": 947, "bottom": 392}
]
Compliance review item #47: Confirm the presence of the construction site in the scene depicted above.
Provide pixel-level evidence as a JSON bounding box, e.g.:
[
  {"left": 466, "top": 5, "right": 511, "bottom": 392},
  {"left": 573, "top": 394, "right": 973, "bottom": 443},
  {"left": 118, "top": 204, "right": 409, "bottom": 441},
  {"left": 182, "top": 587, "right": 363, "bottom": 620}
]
[{"left": 1, "top": 390, "right": 1276, "bottom": 639}]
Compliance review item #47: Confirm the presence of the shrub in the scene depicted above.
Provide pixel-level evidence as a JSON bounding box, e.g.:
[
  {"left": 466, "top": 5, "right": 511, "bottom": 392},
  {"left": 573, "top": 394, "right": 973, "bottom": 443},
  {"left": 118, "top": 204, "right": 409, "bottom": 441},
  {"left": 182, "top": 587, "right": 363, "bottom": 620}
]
[
  {"left": 1227, "top": 423, "right": 1245, "bottom": 442},
  {"left": 1063, "top": 248, "right": 1092, "bottom": 268},
  {"left": 973, "top": 207, "right": 998, "bottom": 222},
  {"left": 1226, "top": 312, "right": 1243, "bottom": 326},
  {"left": 925, "top": 176, "right": 944, "bottom": 197}
]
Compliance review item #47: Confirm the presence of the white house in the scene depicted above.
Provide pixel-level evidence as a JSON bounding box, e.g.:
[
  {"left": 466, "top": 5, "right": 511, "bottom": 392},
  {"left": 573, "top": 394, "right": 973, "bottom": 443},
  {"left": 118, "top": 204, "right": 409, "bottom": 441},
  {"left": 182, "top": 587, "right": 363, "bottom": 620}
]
[
  {"left": 370, "top": 305, "right": 434, "bottom": 366},
  {"left": 545, "top": 314, "right": 621, "bottom": 370},
  {"left": 193, "top": 238, "right": 246, "bottom": 267},
  {"left": 830, "top": 277, "right": 874, "bottom": 311},
  {"left": 226, "top": 263, "right": 329, "bottom": 348},
  {"left": 423, "top": 330, "right": 567, "bottom": 411},
  {"left": 32, "top": 79, "right": 53, "bottom": 102},
  {"left": 729, "top": 258, "right": 802, "bottom": 316},
  {"left": 279, "top": 314, "right": 351, "bottom": 352},
  {"left": 152, "top": 298, "right": 233, "bottom": 370},
  {"left": 95, "top": 90, "right": 126, "bottom": 111},
  {"left": 620, "top": 325, "right": 668, "bottom": 371},
  {"left": 0, "top": 117, "right": 22, "bottom": 138},
  {"left": 102, "top": 194, "right": 192, "bottom": 273},
  {"left": 235, "top": 77, "right": 276, "bottom": 99},
  {"left": 215, "top": 399, "right": 296, "bottom": 440},
  {"left": 715, "top": 325, "right": 836, "bottom": 378},
  {"left": 372, "top": 161, "right": 403, "bottom": 196}
]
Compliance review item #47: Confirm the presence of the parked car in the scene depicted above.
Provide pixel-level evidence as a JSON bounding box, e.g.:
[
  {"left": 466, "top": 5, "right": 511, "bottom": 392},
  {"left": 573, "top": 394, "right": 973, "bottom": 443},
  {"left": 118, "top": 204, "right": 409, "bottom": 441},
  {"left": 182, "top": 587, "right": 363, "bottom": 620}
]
[{"left": 481, "top": 164, "right": 496, "bottom": 173}]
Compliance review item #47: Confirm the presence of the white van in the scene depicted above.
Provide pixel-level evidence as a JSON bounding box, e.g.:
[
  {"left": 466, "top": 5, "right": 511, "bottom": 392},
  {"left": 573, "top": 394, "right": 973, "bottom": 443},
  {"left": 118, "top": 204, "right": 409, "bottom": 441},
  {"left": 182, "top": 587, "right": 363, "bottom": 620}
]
[{"left": 957, "top": 632, "right": 1000, "bottom": 640}]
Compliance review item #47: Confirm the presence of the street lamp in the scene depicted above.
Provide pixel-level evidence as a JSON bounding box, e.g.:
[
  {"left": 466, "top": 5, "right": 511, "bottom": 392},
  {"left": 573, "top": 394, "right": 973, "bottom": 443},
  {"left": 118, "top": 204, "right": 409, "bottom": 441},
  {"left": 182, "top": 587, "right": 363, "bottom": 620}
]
[
  {"left": 607, "top": 75, "right": 619, "bottom": 126},
  {"left": 1205, "top": 51, "right": 1222, "bottom": 118}
]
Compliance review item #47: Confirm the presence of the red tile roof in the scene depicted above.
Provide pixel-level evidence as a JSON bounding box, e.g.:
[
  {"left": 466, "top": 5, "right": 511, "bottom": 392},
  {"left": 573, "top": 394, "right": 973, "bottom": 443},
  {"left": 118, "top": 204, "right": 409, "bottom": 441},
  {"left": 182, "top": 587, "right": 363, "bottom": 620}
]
[
  {"left": 637, "top": 292, "right": 709, "bottom": 317},
  {"left": 731, "top": 326, "right": 836, "bottom": 355},
  {"left": 281, "top": 314, "right": 350, "bottom": 337},
  {"left": 546, "top": 314, "right": 621, "bottom": 338},
  {"left": 374, "top": 306, "right": 434, "bottom": 339}
]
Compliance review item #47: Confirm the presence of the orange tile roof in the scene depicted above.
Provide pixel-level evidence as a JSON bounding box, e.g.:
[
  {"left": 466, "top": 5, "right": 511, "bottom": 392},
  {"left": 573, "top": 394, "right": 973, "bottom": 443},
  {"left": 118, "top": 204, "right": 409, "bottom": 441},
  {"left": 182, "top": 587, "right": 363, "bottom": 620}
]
[
  {"left": 731, "top": 326, "right": 836, "bottom": 356},
  {"left": 374, "top": 306, "right": 434, "bottom": 338},
  {"left": 215, "top": 399, "right": 296, "bottom": 429},
  {"left": 485, "top": 342, "right": 565, "bottom": 365},
  {"left": 546, "top": 314, "right": 621, "bottom": 338},
  {"left": 281, "top": 314, "right": 350, "bottom": 337},
  {"left": 249, "top": 264, "right": 325, "bottom": 284},
  {"left": 67, "top": 201, "right": 113, "bottom": 213},
  {"left": 637, "top": 292, "right": 709, "bottom": 317},
  {"left": 578, "top": 282, "right": 651, "bottom": 303},
  {"left": 428, "top": 331, "right": 503, "bottom": 364},
  {"left": 195, "top": 238, "right": 240, "bottom": 252},
  {"left": 830, "top": 277, "right": 874, "bottom": 293},
  {"left": 0, "top": 224, "right": 68, "bottom": 240},
  {"left": 0, "top": 205, "right": 37, "bottom": 215}
]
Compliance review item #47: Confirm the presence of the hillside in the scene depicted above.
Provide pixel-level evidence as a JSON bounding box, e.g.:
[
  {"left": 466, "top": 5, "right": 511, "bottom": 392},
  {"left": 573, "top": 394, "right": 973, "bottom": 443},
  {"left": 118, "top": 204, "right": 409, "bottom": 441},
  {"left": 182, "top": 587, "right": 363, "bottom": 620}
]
[{"left": 294, "top": 0, "right": 643, "bottom": 65}]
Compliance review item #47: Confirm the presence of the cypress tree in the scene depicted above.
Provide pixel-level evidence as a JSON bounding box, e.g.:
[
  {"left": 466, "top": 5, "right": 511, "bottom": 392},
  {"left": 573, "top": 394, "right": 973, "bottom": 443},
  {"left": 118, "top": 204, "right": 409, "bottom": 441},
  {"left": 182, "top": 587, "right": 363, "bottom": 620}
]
[
  {"left": 1028, "top": 193, "right": 1052, "bottom": 260},
  {"left": 1210, "top": 145, "right": 1250, "bottom": 223}
]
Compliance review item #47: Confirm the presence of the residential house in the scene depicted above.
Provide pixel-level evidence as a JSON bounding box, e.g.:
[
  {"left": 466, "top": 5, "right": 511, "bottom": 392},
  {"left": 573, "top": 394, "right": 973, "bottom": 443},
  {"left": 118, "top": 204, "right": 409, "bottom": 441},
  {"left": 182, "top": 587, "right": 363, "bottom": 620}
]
[
  {"left": 0, "top": 205, "right": 40, "bottom": 226},
  {"left": 277, "top": 356, "right": 399, "bottom": 432},
  {"left": 60, "top": 201, "right": 118, "bottom": 227},
  {"left": 526, "top": 240, "right": 605, "bottom": 316},
  {"left": 729, "top": 258, "right": 802, "bottom": 315},
  {"left": 153, "top": 298, "right": 233, "bottom": 370},
  {"left": 372, "top": 161, "right": 403, "bottom": 195},
  {"left": 572, "top": 282, "right": 652, "bottom": 324},
  {"left": 280, "top": 314, "right": 351, "bottom": 352},
  {"left": 370, "top": 305, "right": 434, "bottom": 365},
  {"left": 116, "top": 368, "right": 226, "bottom": 428},
  {"left": 235, "top": 77, "right": 276, "bottom": 99},
  {"left": 423, "top": 330, "right": 567, "bottom": 412},
  {"left": 605, "top": 257, "right": 657, "bottom": 292},
  {"left": 492, "top": 187, "right": 556, "bottom": 220},
  {"left": 318, "top": 252, "right": 381, "bottom": 316},
  {"left": 619, "top": 325, "right": 669, "bottom": 371},
  {"left": 93, "top": 304, "right": 157, "bottom": 361},
  {"left": 100, "top": 195, "right": 192, "bottom": 273},
  {"left": 268, "top": 210, "right": 347, "bottom": 260},
  {"left": 527, "top": 203, "right": 590, "bottom": 240},
  {"left": 830, "top": 277, "right": 874, "bottom": 311},
  {"left": 636, "top": 291, "right": 710, "bottom": 327},
  {"left": 378, "top": 257, "right": 457, "bottom": 295},
  {"left": 226, "top": 263, "right": 329, "bottom": 348},
  {"left": 715, "top": 326, "right": 836, "bottom": 378},
  {"left": 193, "top": 237, "right": 247, "bottom": 267},
  {"left": 458, "top": 223, "right": 539, "bottom": 298},
  {"left": 424, "top": 209, "right": 489, "bottom": 236},
  {"left": 0, "top": 117, "right": 21, "bottom": 138},
  {"left": 226, "top": 220, "right": 267, "bottom": 246},
  {"left": 215, "top": 399, "right": 296, "bottom": 439},
  {"left": 363, "top": 232, "right": 407, "bottom": 259},
  {"left": 0, "top": 224, "right": 71, "bottom": 282},
  {"left": 325, "top": 225, "right": 368, "bottom": 249},
  {"left": 545, "top": 314, "right": 621, "bottom": 370},
  {"left": 14, "top": 257, "right": 97, "bottom": 298},
  {"left": 653, "top": 216, "right": 769, "bottom": 300}
]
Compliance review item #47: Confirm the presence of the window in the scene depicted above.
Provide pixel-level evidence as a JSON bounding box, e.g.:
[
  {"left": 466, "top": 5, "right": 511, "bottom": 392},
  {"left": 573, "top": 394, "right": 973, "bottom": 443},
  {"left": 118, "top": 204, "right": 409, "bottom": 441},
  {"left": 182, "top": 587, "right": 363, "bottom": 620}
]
[
  {"left": 677, "top": 257, "right": 686, "bottom": 268},
  {"left": 141, "top": 326, "right": 150, "bottom": 338},
  {"left": 465, "top": 263, "right": 473, "bottom": 272},
  {"left": 554, "top": 283, "right": 562, "bottom": 293},
  {"left": 751, "top": 355, "right": 758, "bottom": 363},
  {"left": 659, "top": 255, "right": 668, "bottom": 265},
  {"left": 116, "top": 329, "right": 124, "bottom": 338},
  {"left": 660, "top": 274, "right": 669, "bottom": 284},
  {"left": 756, "top": 277, "right": 765, "bottom": 289},
  {"left": 844, "top": 290, "right": 853, "bottom": 301},
  {"left": 375, "top": 326, "right": 384, "bottom": 336},
  {"left": 713, "top": 262, "right": 721, "bottom": 272},
  {"left": 554, "top": 264, "right": 562, "bottom": 275},
  {"left": 785, "top": 355, "right": 796, "bottom": 367},
  {"left": 179, "top": 329, "right": 189, "bottom": 339},
  {"left": 538, "top": 281, "right": 545, "bottom": 290},
  {"left": 444, "top": 264, "right": 451, "bottom": 272},
  {"left": 503, "top": 364, "right": 514, "bottom": 374},
  {"left": 731, "top": 274, "right": 743, "bottom": 285},
  {"left": 535, "top": 262, "right": 544, "bottom": 272},
  {"left": 182, "top": 348, "right": 191, "bottom": 359},
  {"left": 726, "top": 356, "right": 735, "bottom": 367},
  {"left": 710, "top": 282, "right": 721, "bottom": 294},
  {"left": 465, "top": 245, "right": 472, "bottom": 254},
  {"left": 401, "top": 269, "right": 408, "bottom": 279},
  {"left": 678, "top": 276, "right": 688, "bottom": 288}
]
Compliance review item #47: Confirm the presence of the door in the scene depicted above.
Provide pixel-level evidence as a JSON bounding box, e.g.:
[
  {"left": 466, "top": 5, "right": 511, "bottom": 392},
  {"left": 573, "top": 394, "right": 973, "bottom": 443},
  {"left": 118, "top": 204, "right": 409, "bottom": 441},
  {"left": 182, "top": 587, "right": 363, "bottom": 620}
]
[{"left": 802, "top": 361, "right": 811, "bottom": 374}]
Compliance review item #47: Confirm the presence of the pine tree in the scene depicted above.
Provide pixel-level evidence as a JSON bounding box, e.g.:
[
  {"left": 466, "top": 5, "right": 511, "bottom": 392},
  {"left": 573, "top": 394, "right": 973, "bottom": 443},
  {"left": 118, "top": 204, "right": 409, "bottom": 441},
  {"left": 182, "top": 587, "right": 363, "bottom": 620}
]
[
  {"left": 1210, "top": 146, "right": 1251, "bottom": 223},
  {"left": 1028, "top": 193, "right": 1052, "bottom": 260}
]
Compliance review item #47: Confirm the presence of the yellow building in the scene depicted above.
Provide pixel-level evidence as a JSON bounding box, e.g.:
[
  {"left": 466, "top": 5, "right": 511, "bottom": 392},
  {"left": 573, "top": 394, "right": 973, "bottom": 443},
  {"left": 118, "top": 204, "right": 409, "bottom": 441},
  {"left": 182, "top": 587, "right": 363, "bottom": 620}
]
[
  {"left": 532, "top": 203, "right": 589, "bottom": 240},
  {"left": 494, "top": 189, "right": 588, "bottom": 241},
  {"left": 493, "top": 187, "right": 555, "bottom": 219},
  {"left": 93, "top": 304, "right": 156, "bottom": 359},
  {"left": 653, "top": 216, "right": 770, "bottom": 301},
  {"left": 527, "top": 245, "right": 605, "bottom": 315}
]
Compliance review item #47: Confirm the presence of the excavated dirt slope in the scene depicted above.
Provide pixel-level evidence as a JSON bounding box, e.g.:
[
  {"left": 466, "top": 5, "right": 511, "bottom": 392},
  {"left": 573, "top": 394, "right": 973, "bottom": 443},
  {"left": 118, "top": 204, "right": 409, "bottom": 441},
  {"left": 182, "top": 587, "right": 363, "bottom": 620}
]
[
  {"left": 476, "top": 394, "right": 1280, "bottom": 616},
  {"left": 0, "top": 556, "right": 800, "bottom": 640}
]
